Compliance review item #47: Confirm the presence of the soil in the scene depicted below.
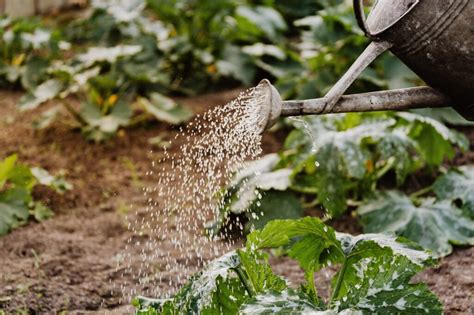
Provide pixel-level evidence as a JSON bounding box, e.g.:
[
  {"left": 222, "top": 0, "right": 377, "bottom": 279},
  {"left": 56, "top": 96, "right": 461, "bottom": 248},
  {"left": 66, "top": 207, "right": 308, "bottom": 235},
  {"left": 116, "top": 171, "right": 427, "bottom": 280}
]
[{"left": 0, "top": 89, "right": 473, "bottom": 314}]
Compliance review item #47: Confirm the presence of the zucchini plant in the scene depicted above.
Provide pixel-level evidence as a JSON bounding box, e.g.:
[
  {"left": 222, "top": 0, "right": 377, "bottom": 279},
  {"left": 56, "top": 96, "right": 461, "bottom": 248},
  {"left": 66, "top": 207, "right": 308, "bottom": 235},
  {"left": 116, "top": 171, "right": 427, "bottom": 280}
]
[
  {"left": 0, "top": 16, "right": 68, "bottom": 91},
  {"left": 134, "top": 217, "right": 442, "bottom": 314},
  {"left": 0, "top": 154, "right": 72, "bottom": 235},
  {"left": 19, "top": 44, "right": 193, "bottom": 142},
  {"left": 213, "top": 111, "right": 472, "bottom": 257},
  {"left": 358, "top": 167, "right": 474, "bottom": 257}
]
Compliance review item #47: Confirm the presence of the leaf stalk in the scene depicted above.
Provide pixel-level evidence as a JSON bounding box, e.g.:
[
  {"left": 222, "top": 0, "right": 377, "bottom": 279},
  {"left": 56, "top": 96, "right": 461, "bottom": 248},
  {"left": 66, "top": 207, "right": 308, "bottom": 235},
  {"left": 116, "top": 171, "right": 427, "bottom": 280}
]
[
  {"left": 329, "top": 257, "right": 348, "bottom": 305},
  {"left": 233, "top": 267, "right": 256, "bottom": 298}
]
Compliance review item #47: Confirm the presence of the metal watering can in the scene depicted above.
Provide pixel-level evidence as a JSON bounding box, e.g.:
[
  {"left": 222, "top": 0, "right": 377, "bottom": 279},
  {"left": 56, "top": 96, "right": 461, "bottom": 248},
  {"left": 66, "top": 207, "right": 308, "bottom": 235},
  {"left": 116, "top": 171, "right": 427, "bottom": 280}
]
[{"left": 257, "top": 0, "right": 474, "bottom": 132}]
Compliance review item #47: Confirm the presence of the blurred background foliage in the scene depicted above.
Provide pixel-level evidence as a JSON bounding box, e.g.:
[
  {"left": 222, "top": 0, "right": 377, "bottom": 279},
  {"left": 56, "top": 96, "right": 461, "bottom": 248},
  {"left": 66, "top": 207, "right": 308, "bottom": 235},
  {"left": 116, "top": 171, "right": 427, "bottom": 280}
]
[
  {"left": 1, "top": 0, "right": 426, "bottom": 141},
  {"left": 1, "top": 0, "right": 473, "bottom": 256}
]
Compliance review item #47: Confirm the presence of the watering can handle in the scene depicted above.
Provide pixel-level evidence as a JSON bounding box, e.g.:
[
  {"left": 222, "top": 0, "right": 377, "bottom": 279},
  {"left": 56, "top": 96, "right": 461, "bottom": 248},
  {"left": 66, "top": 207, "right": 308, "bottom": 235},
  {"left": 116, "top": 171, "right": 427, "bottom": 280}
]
[
  {"left": 322, "top": 40, "right": 392, "bottom": 113},
  {"left": 354, "top": 0, "right": 371, "bottom": 37}
]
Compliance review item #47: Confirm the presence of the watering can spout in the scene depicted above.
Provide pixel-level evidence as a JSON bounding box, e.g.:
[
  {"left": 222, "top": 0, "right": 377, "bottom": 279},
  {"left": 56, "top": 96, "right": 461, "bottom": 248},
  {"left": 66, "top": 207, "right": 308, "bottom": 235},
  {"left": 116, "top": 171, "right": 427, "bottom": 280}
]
[{"left": 256, "top": 80, "right": 453, "bottom": 132}]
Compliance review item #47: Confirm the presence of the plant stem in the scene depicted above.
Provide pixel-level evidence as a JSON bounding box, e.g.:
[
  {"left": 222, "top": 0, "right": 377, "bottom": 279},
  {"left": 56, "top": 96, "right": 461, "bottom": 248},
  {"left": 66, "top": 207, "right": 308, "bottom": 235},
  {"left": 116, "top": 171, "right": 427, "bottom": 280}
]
[
  {"left": 329, "top": 257, "right": 348, "bottom": 305},
  {"left": 233, "top": 267, "right": 256, "bottom": 298},
  {"left": 128, "top": 113, "right": 150, "bottom": 127},
  {"left": 376, "top": 159, "right": 394, "bottom": 179},
  {"left": 409, "top": 185, "right": 433, "bottom": 199},
  {"left": 290, "top": 185, "right": 318, "bottom": 194},
  {"left": 302, "top": 198, "right": 320, "bottom": 209},
  {"left": 61, "top": 100, "right": 87, "bottom": 126}
]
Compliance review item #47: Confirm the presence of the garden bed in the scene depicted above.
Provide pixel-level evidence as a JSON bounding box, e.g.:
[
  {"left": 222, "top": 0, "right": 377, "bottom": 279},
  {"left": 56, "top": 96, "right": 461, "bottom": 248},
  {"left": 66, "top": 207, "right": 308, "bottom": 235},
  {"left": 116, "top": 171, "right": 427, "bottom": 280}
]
[{"left": 0, "top": 89, "right": 472, "bottom": 314}]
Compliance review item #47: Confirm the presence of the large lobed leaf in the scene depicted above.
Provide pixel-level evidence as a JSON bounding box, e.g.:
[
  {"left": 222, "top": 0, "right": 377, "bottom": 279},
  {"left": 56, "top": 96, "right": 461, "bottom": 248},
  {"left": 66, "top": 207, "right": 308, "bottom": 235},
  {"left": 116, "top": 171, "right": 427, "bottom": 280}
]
[
  {"left": 247, "top": 218, "right": 441, "bottom": 314},
  {"left": 0, "top": 188, "right": 31, "bottom": 235},
  {"left": 134, "top": 249, "right": 286, "bottom": 314},
  {"left": 275, "top": 114, "right": 418, "bottom": 217},
  {"left": 397, "top": 112, "right": 469, "bottom": 165},
  {"left": 136, "top": 93, "right": 193, "bottom": 125},
  {"left": 19, "top": 79, "right": 64, "bottom": 111},
  {"left": 209, "top": 154, "right": 302, "bottom": 234},
  {"left": 229, "top": 111, "right": 468, "bottom": 223},
  {"left": 80, "top": 100, "right": 132, "bottom": 142},
  {"left": 137, "top": 217, "right": 442, "bottom": 314},
  {"left": 239, "top": 289, "right": 325, "bottom": 314},
  {"left": 357, "top": 191, "right": 474, "bottom": 257},
  {"left": 0, "top": 154, "right": 71, "bottom": 235},
  {"left": 433, "top": 166, "right": 474, "bottom": 219}
]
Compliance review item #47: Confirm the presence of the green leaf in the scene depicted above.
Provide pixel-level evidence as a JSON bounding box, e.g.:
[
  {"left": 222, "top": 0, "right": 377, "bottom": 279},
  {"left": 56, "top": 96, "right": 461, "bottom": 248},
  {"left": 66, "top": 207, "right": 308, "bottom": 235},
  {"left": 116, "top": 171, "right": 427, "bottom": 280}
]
[
  {"left": 32, "top": 202, "right": 54, "bottom": 222},
  {"left": 230, "top": 167, "right": 292, "bottom": 215},
  {"left": 301, "top": 118, "right": 396, "bottom": 217},
  {"left": 138, "top": 93, "right": 193, "bottom": 125},
  {"left": 134, "top": 248, "right": 287, "bottom": 314},
  {"left": 237, "top": 249, "right": 287, "bottom": 295},
  {"left": 8, "top": 164, "right": 36, "bottom": 190},
  {"left": 375, "top": 130, "right": 416, "bottom": 185},
  {"left": 21, "top": 28, "right": 52, "bottom": 49},
  {"left": 246, "top": 217, "right": 440, "bottom": 314},
  {"left": 397, "top": 112, "right": 469, "bottom": 165},
  {"left": 336, "top": 233, "right": 432, "bottom": 267},
  {"left": 209, "top": 154, "right": 295, "bottom": 235},
  {"left": 19, "top": 79, "right": 64, "bottom": 111},
  {"left": 136, "top": 216, "right": 441, "bottom": 314},
  {"left": 246, "top": 190, "right": 304, "bottom": 231},
  {"left": 331, "top": 233, "right": 439, "bottom": 314},
  {"left": 76, "top": 45, "right": 142, "bottom": 67},
  {"left": 80, "top": 101, "right": 132, "bottom": 141},
  {"left": 247, "top": 217, "right": 344, "bottom": 271},
  {"left": 216, "top": 45, "right": 256, "bottom": 86},
  {"left": 236, "top": 6, "right": 287, "bottom": 40},
  {"left": 32, "top": 106, "right": 60, "bottom": 130},
  {"left": 165, "top": 251, "right": 243, "bottom": 313},
  {"left": 433, "top": 166, "right": 474, "bottom": 219},
  {"left": 357, "top": 191, "right": 474, "bottom": 257},
  {"left": 0, "top": 154, "right": 18, "bottom": 188},
  {"left": 381, "top": 55, "right": 418, "bottom": 89},
  {"left": 239, "top": 289, "right": 324, "bottom": 314},
  {"left": 332, "top": 248, "right": 442, "bottom": 314},
  {"left": 20, "top": 56, "right": 50, "bottom": 90},
  {"left": 133, "top": 296, "right": 172, "bottom": 314},
  {"left": 242, "top": 44, "right": 286, "bottom": 60},
  {"left": 0, "top": 188, "right": 31, "bottom": 235},
  {"left": 31, "top": 167, "right": 72, "bottom": 194},
  {"left": 411, "top": 108, "right": 474, "bottom": 127},
  {"left": 0, "top": 155, "right": 35, "bottom": 190}
]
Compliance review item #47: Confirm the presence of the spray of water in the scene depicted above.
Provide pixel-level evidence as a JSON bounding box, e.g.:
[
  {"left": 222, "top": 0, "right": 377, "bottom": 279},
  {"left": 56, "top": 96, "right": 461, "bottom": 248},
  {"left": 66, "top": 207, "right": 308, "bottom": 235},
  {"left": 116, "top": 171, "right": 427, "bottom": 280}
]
[{"left": 117, "top": 86, "right": 267, "bottom": 303}]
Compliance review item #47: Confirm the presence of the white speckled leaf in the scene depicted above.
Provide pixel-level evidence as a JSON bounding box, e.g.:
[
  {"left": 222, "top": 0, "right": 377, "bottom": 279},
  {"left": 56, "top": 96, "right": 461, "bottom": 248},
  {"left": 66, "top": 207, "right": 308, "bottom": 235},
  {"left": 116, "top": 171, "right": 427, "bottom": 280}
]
[
  {"left": 246, "top": 218, "right": 441, "bottom": 314},
  {"left": 171, "top": 251, "right": 242, "bottom": 313},
  {"left": 76, "top": 45, "right": 142, "bottom": 67},
  {"left": 433, "top": 166, "right": 474, "bottom": 219},
  {"left": 239, "top": 289, "right": 324, "bottom": 314},
  {"left": 331, "top": 250, "right": 442, "bottom": 314},
  {"left": 336, "top": 233, "right": 431, "bottom": 266},
  {"left": 357, "top": 191, "right": 474, "bottom": 257}
]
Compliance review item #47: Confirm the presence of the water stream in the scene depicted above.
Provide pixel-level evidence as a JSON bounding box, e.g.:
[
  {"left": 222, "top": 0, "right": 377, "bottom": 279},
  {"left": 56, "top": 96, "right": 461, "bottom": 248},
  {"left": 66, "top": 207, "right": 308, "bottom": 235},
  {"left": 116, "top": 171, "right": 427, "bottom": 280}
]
[{"left": 117, "top": 86, "right": 267, "bottom": 302}]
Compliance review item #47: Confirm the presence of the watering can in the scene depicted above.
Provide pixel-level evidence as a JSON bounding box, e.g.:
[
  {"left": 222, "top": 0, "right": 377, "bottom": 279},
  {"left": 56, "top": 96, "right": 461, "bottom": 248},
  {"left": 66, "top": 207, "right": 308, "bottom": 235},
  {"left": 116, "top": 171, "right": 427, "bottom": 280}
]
[{"left": 256, "top": 0, "right": 474, "bottom": 132}]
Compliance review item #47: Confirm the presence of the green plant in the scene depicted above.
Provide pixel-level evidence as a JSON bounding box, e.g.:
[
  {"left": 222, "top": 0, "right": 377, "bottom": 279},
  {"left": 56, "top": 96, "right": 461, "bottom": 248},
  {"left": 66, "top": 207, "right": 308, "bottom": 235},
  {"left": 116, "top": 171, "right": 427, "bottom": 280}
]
[
  {"left": 217, "top": 112, "right": 467, "bottom": 217},
  {"left": 0, "top": 17, "right": 68, "bottom": 91},
  {"left": 19, "top": 45, "right": 193, "bottom": 141},
  {"left": 66, "top": 0, "right": 299, "bottom": 93},
  {"left": 213, "top": 111, "right": 471, "bottom": 257},
  {"left": 135, "top": 217, "right": 442, "bottom": 314},
  {"left": 357, "top": 167, "right": 474, "bottom": 258},
  {"left": 0, "top": 154, "right": 72, "bottom": 235}
]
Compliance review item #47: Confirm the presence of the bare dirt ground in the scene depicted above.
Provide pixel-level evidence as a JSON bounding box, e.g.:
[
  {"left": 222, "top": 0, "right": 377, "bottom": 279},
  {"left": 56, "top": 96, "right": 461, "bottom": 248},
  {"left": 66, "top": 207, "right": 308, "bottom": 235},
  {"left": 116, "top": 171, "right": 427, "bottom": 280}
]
[{"left": 0, "top": 89, "right": 473, "bottom": 314}]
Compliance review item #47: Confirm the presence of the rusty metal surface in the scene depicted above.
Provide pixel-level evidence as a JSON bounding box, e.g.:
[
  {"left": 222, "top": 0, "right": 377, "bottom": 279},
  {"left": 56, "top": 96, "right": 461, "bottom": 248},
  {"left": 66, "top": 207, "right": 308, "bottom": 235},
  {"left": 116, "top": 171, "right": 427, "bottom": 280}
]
[
  {"left": 281, "top": 87, "right": 452, "bottom": 117},
  {"left": 370, "top": 0, "right": 474, "bottom": 120}
]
